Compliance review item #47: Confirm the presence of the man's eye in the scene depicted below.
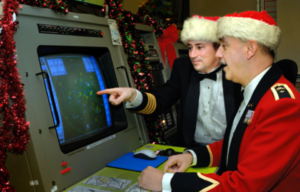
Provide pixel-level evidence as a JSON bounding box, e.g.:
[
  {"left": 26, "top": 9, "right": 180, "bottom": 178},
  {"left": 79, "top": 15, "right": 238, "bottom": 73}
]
[
  {"left": 197, "top": 46, "right": 203, "bottom": 49},
  {"left": 222, "top": 45, "right": 226, "bottom": 50}
]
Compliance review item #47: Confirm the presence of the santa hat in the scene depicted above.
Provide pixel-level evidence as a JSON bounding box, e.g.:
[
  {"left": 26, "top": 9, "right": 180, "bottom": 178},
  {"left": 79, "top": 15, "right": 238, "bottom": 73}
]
[
  {"left": 181, "top": 15, "right": 220, "bottom": 45},
  {"left": 217, "top": 10, "right": 281, "bottom": 50}
]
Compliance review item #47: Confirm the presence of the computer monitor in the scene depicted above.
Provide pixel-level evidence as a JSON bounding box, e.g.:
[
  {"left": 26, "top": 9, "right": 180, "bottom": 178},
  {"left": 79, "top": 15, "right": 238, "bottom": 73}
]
[{"left": 38, "top": 46, "right": 127, "bottom": 154}]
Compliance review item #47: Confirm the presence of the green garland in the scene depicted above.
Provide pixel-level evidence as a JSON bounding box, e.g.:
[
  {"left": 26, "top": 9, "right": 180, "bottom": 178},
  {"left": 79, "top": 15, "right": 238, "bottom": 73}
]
[
  {"left": 138, "top": 0, "right": 172, "bottom": 17},
  {"left": 19, "top": 0, "right": 68, "bottom": 13},
  {"left": 103, "top": 0, "right": 166, "bottom": 144}
]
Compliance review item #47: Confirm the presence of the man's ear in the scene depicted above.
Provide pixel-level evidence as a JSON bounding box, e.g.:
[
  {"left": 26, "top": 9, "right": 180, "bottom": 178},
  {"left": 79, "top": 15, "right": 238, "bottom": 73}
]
[{"left": 246, "top": 40, "right": 258, "bottom": 60}]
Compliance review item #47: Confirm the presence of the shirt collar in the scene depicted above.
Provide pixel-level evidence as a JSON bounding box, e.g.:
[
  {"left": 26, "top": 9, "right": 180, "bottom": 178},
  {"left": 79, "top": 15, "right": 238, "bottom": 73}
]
[
  {"left": 198, "top": 65, "right": 222, "bottom": 74},
  {"left": 243, "top": 66, "right": 272, "bottom": 104}
]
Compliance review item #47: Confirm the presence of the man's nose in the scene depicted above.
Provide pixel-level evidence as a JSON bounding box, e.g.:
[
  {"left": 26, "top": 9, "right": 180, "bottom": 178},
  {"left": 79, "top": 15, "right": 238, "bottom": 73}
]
[
  {"left": 215, "top": 46, "right": 223, "bottom": 58},
  {"left": 189, "top": 48, "right": 197, "bottom": 58}
]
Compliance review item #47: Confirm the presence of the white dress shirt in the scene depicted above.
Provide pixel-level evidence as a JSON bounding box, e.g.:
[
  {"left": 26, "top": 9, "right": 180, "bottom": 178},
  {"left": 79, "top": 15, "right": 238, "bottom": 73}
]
[
  {"left": 126, "top": 90, "right": 143, "bottom": 107},
  {"left": 195, "top": 68, "right": 227, "bottom": 144}
]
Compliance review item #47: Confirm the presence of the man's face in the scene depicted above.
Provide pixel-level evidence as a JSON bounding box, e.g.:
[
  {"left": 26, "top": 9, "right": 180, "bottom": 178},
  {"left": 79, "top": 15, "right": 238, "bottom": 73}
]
[
  {"left": 188, "top": 40, "right": 220, "bottom": 73},
  {"left": 216, "top": 37, "right": 245, "bottom": 83}
]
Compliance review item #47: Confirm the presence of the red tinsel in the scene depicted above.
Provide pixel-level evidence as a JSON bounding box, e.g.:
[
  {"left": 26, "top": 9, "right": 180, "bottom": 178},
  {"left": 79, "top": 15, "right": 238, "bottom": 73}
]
[
  {"left": 0, "top": 0, "right": 30, "bottom": 191},
  {"left": 19, "top": 0, "right": 69, "bottom": 14}
]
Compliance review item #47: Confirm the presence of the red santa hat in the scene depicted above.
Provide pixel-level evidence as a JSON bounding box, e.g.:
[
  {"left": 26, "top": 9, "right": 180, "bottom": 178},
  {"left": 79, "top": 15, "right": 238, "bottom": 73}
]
[
  {"left": 180, "top": 15, "right": 220, "bottom": 45},
  {"left": 217, "top": 10, "right": 281, "bottom": 50}
]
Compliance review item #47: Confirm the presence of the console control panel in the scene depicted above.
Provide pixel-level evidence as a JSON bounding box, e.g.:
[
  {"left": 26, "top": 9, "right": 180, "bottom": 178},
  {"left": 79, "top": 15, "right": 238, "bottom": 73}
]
[{"left": 37, "top": 24, "right": 104, "bottom": 38}]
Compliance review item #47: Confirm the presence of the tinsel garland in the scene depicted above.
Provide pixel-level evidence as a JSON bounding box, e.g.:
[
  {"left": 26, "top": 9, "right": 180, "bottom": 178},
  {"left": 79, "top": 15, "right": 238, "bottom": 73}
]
[
  {"left": 19, "top": 0, "right": 68, "bottom": 13},
  {"left": 103, "top": 0, "right": 166, "bottom": 144},
  {"left": 0, "top": 0, "right": 30, "bottom": 191},
  {"left": 138, "top": 0, "right": 172, "bottom": 18}
]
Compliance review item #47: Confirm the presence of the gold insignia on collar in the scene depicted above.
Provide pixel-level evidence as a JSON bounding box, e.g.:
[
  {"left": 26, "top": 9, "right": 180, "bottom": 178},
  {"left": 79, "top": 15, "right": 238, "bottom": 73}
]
[{"left": 271, "top": 83, "right": 295, "bottom": 101}]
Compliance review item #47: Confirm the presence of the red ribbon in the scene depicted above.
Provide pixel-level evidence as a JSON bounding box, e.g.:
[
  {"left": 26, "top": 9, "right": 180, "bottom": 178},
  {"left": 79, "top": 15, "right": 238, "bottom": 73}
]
[{"left": 158, "top": 24, "right": 178, "bottom": 70}]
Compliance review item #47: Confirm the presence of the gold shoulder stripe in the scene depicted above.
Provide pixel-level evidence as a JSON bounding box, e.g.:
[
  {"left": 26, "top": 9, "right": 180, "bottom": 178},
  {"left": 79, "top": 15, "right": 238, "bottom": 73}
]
[
  {"left": 271, "top": 83, "right": 295, "bottom": 101},
  {"left": 138, "top": 93, "right": 157, "bottom": 114},
  {"left": 197, "top": 173, "right": 220, "bottom": 192},
  {"left": 206, "top": 145, "right": 213, "bottom": 167}
]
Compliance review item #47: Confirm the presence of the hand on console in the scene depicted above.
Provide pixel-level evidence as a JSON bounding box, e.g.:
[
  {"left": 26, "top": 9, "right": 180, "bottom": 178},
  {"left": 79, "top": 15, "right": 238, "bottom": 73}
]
[
  {"left": 163, "top": 153, "right": 193, "bottom": 173},
  {"left": 138, "top": 166, "right": 163, "bottom": 192}
]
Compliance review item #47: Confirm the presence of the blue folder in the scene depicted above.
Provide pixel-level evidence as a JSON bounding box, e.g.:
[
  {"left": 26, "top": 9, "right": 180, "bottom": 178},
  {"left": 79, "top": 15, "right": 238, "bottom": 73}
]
[{"left": 106, "top": 152, "right": 168, "bottom": 172}]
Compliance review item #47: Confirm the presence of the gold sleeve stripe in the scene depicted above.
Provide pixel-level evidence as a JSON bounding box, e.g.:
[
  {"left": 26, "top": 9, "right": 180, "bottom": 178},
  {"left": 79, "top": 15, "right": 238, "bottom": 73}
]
[
  {"left": 197, "top": 173, "right": 220, "bottom": 192},
  {"left": 139, "top": 99, "right": 152, "bottom": 114},
  {"left": 146, "top": 93, "right": 156, "bottom": 113},
  {"left": 206, "top": 145, "right": 213, "bottom": 167},
  {"left": 141, "top": 93, "right": 155, "bottom": 114},
  {"left": 138, "top": 93, "right": 152, "bottom": 114},
  {"left": 147, "top": 93, "right": 156, "bottom": 113},
  {"left": 138, "top": 93, "right": 156, "bottom": 114}
]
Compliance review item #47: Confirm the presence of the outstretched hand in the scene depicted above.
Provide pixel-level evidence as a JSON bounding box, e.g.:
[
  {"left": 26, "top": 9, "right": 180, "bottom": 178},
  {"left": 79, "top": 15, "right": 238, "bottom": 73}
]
[
  {"left": 163, "top": 153, "right": 193, "bottom": 173},
  {"left": 97, "top": 87, "right": 137, "bottom": 105}
]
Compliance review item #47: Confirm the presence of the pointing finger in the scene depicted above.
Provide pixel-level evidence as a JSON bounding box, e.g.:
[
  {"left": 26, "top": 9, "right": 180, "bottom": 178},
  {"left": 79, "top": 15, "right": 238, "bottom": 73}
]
[{"left": 97, "top": 88, "right": 117, "bottom": 95}]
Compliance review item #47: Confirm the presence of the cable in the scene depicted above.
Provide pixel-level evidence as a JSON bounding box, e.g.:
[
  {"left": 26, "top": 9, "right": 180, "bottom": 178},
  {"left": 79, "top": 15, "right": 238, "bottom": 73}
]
[
  {"left": 93, "top": 8, "right": 98, "bottom": 16},
  {"left": 72, "top": 5, "right": 86, "bottom": 13}
]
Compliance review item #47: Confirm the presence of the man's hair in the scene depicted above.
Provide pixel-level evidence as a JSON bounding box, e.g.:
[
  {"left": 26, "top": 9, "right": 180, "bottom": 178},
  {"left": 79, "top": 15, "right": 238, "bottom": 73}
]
[
  {"left": 213, "top": 43, "right": 220, "bottom": 51},
  {"left": 259, "top": 44, "right": 275, "bottom": 58}
]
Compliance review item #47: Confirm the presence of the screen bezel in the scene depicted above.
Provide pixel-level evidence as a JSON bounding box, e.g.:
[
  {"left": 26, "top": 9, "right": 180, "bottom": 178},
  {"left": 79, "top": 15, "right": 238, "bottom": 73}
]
[
  {"left": 37, "top": 46, "right": 128, "bottom": 154},
  {"left": 67, "top": 0, "right": 104, "bottom": 9}
]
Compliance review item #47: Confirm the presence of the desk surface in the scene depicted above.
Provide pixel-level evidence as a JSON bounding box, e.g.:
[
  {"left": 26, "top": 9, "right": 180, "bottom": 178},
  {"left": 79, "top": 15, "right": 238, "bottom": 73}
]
[{"left": 64, "top": 144, "right": 216, "bottom": 192}]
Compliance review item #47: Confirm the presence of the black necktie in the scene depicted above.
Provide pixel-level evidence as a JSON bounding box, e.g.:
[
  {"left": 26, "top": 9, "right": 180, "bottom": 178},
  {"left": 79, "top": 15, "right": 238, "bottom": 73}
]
[
  {"left": 239, "top": 90, "right": 244, "bottom": 106},
  {"left": 232, "top": 90, "right": 244, "bottom": 116},
  {"left": 196, "top": 65, "right": 224, "bottom": 81}
]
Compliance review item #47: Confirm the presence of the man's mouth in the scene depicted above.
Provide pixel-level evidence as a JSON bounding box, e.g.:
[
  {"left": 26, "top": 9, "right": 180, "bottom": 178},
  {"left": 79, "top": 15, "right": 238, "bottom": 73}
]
[{"left": 192, "top": 60, "right": 201, "bottom": 63}]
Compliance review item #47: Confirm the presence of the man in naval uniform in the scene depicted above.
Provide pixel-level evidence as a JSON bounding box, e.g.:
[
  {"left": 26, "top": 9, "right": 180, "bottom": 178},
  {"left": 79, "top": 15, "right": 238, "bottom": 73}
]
[
  {"left": 97, "top": 15, "right": 241, "bottom": 147},
  {"left": 138, "top": 10, "right": 300, "bottom": 192}
]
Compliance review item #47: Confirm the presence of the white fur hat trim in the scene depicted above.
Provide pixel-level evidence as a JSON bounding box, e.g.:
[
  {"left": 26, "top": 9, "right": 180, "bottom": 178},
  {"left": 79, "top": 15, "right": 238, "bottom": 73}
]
[
  {"left": 181, "top": 16, "right": 220, "bottom": 44},
  {"left": 217, "top": 16, "right": 281, "bottom": 50}
]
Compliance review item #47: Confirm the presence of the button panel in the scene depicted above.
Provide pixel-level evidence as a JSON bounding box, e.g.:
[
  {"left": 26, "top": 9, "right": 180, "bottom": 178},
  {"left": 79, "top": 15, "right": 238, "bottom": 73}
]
[
  {"left": 37, "top": 24, "right": 104, "bottom": 38},
  {"left": 159, "top": 108, "right": 175, "bottom": 131},
  {"left": 61, "top": 167, "right": 71, "bottom": 174}
]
